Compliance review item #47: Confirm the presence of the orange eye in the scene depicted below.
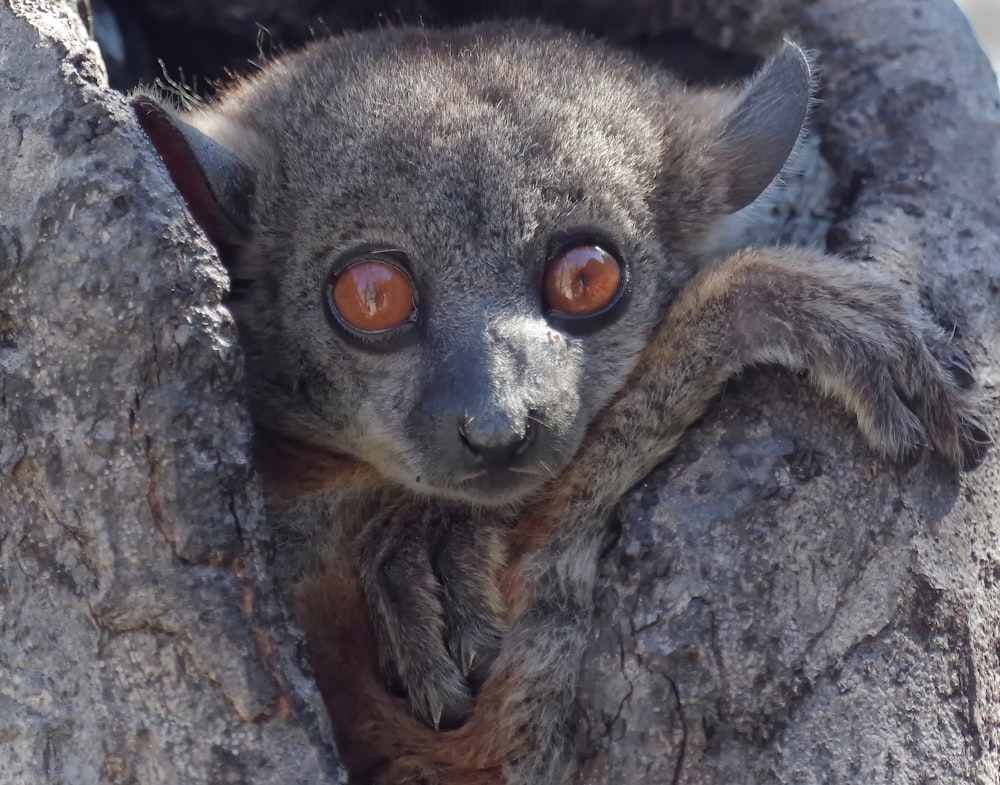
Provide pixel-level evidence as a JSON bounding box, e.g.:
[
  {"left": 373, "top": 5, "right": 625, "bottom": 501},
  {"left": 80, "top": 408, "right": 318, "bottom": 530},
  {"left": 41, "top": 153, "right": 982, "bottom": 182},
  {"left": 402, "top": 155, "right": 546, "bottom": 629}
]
[
  {"left": 543, "top": 245, "right": 622, "bottom": 316},
  {"left": 330, "top": 261, "right": 416, "bottom": 333}
]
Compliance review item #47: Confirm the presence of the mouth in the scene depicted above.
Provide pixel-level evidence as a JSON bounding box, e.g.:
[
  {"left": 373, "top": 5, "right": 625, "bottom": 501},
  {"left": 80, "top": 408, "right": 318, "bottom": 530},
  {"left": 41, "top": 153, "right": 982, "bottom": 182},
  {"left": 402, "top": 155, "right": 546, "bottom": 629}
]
[{"left": 447, "top": 466, "right": 550, "bottom": 506}]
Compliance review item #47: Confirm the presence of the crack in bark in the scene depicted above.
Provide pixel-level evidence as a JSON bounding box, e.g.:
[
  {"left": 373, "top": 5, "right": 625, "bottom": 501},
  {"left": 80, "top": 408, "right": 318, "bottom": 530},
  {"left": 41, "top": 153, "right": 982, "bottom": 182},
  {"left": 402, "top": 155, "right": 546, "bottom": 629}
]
[
  {"left": 228, "top": 490, "right": 245, "bottom": 549},
  {"left": 665, "top": 675, "right": 687, "bottom": 785},
  {"left": 234, "top": 556, "right": 293, "bottom": 723},
  {"left": 141, "top": 433, "right": 181, "bottom": 559},
  {"left": 608, "top": 619, "right": 636, "bottom": 732}
]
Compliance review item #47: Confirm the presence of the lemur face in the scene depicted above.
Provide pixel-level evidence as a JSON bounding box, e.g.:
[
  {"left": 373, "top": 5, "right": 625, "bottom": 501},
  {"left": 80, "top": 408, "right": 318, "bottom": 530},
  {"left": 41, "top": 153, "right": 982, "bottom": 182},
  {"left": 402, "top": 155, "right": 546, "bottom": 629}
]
[{"left": 135, "top": 23, "right": 807, "bottom": 505}]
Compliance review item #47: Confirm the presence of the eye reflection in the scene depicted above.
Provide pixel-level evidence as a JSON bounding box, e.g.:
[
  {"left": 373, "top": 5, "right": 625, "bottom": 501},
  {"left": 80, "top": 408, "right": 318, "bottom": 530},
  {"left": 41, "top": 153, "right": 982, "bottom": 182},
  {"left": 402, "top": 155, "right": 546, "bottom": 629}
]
[
  {"left": 544, "top": 245, "right": 622, "bottom": 316},
  {"left": 330, "top": 261, "right": 416, "bottom": 333}
]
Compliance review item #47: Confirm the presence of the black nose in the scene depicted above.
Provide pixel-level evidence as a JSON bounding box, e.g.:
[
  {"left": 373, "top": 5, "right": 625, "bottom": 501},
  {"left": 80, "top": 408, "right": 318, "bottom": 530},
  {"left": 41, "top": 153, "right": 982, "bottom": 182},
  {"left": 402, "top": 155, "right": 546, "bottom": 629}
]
[{"left": 459, "top": 414, "right": 536, "bottom": 469}]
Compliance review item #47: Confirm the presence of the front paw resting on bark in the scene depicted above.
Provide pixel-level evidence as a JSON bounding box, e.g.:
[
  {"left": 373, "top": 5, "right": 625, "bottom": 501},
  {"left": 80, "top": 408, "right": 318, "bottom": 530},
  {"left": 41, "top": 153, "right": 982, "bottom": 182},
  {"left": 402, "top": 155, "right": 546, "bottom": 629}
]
[
  {"left": 356, "top": 503, "right": 508, "bottom": 729},
  {"left": 675, "top": 247, "right": 992, "bottom": 470},
  {"left": 553, "top": 246, "right": 993, "bottom": 525}
]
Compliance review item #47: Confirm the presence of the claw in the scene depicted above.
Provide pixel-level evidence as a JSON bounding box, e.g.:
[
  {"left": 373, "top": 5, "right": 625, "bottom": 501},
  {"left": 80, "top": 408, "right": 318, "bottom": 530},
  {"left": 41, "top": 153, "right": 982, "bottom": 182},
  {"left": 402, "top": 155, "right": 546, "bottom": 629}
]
[
  {"left": 464, "top": 648, "right": 477, "bottom": 676},
  {"left": 947, "top": 349, "right": 976, "bottom": 389},
  {"left": 429, "top": 699, "right": 444, "bottom": 731},
  {"left": 961, "top": 420, "right": 993, "bottom": 471},
  {"left": 897, "top": 443, "right": 924, "bottom": 469}
]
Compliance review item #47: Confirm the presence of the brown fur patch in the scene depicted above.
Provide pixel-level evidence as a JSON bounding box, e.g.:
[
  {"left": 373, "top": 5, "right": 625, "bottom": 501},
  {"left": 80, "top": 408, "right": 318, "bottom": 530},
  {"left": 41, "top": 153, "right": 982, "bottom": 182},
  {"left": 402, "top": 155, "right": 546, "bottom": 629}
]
[
  {"left": 255, "top": 431, "right": 377, "bottom": 496},
  {"left": 297, "top": 559, "right": 529, "bottom": 783}
]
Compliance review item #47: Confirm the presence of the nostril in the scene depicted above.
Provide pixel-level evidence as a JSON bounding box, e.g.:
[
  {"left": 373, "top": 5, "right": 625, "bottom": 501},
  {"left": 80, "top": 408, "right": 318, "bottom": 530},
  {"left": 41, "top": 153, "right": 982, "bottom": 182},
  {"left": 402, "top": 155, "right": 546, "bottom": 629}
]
[
  {"left": 458, "top": 417, "right": 479, "bottom": 454},
  {"left": 458, "top": 414, "right": 535, "bottom": 463},
  {"left": 514, "top": 416, "right": 536, "bottom": 457}
]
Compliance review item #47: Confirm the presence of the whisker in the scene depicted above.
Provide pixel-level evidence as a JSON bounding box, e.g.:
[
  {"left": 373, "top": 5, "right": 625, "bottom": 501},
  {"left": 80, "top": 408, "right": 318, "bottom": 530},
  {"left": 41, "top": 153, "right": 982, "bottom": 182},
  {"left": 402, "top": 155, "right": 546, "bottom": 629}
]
[{"left": 527, "top": 412, "right": 553, "bottom": 430}]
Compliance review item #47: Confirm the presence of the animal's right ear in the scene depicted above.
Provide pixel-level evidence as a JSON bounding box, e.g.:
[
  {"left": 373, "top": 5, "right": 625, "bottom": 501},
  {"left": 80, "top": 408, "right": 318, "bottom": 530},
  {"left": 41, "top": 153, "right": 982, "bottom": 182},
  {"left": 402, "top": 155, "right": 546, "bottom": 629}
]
[{"left": 132, "top": 96, "right": 255, "bottom": 249}]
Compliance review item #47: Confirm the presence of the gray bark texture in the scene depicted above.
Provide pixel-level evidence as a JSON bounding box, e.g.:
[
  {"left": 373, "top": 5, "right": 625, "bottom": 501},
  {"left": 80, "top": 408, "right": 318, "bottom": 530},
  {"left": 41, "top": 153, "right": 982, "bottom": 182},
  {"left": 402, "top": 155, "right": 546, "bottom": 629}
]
[
  {"left": 0, "top": 2, "right": 343, "bottom": 783},
  {"left": 2, "top": 1, "right": 998, "bottom": 784},
  {"left": 575, "top": 3, "right": 1000, "bottom": 783}
]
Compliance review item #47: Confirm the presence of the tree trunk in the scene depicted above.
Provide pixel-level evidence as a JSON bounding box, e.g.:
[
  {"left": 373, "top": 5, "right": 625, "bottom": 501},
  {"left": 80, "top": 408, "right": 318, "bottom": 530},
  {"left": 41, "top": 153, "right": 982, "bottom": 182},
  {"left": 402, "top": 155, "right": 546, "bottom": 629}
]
[
  {"left": 0, "top": 3, "right": 342, "bottom": 783},
  {"left": 574, "top": 2, "right": 1000, "bottom": 783},
  {"left": 1, "top": 1, "right": 997, "bottom": 784}
]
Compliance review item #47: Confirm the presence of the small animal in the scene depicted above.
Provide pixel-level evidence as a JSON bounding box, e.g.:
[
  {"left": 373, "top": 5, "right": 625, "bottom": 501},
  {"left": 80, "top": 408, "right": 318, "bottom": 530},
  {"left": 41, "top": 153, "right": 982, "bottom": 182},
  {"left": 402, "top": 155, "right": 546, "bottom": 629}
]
[{"left": 133, "top": 21, "right": 990, "bottom": 785}]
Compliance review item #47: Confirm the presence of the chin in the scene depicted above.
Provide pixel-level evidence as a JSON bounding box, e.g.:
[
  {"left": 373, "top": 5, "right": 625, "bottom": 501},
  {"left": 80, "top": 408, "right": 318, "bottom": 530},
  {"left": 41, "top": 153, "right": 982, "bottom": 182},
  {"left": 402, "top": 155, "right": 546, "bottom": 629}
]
[{"left": 409, "top": 468, "right": 550, "bottom": 509}]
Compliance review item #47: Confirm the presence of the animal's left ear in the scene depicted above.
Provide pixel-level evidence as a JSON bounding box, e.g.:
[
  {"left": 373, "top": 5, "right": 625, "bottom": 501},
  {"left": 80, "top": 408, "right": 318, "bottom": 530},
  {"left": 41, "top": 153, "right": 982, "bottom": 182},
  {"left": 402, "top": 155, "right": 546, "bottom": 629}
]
[{"left": 711, "top": 41, "right": 813, "bottom": 212}]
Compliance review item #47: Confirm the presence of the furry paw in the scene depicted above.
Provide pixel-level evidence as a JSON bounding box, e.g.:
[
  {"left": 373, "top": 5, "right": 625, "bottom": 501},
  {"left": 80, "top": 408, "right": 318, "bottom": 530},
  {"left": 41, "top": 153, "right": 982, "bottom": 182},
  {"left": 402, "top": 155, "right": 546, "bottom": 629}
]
[
  {"left": 732, "top": 250, "right": 992, "bottom": 469},
  {"left": 825, "top": 315, "right": 991, "bottom": 471},
  {"left": 712, "top": 250, "right": 993, "bottom": 471},
  {"left": 357, "top": 504, "right": 507, "bottom": 729},
  {"left": 913, "top": 337, "right": 992, "bottom": 469}
]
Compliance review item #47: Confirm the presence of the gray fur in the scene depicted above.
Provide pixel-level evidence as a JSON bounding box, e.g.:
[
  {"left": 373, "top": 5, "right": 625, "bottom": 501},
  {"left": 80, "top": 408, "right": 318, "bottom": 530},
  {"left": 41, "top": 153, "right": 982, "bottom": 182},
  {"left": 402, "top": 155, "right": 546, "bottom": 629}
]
[
  {"left": 137, "top": 22, "right": 806, "bottom": 508},
  {"left": 134, "top": 22, "right": 989, "bottom": 785}
]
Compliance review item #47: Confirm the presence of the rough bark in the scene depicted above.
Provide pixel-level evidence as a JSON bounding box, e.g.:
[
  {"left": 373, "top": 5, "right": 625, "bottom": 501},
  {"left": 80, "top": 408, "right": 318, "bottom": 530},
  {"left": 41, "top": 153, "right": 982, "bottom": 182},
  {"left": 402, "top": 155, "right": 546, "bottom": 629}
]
[
  {"left": 576, "top": 3, "right": 1000, "bottom": 783},
  {"left": 0, "top": 3, "right": 342, "bottom": 783},
  {"left": 2, "top": 1, "right": 998, "bottom": 785}
]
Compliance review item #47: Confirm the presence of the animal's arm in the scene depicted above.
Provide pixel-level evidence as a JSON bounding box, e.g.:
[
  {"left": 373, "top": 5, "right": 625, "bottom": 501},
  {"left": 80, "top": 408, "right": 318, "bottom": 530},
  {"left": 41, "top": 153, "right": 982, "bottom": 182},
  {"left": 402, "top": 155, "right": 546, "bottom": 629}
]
[
  {"left": 493, "top": 244, "right": 989, "bottom": 784},
  {"left": 299, "top": 244, "right": 989, "bottom": 785},
  {"left": 549, "top": 244, "right": 988, "bottom": 519}
]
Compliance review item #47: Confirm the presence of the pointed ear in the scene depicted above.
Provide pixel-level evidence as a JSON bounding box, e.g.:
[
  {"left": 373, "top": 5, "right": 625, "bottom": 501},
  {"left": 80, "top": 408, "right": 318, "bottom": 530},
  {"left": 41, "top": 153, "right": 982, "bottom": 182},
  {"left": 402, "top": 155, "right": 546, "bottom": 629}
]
[
  {"left": 713, "top": 41, "right": 812, "bottom": 212},
  {"left": 132, "top": 95, "right": 255, "bottom": 248}
]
